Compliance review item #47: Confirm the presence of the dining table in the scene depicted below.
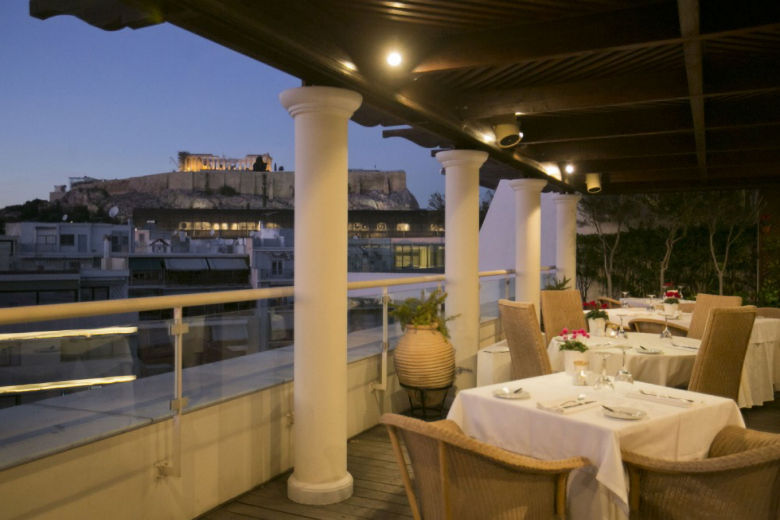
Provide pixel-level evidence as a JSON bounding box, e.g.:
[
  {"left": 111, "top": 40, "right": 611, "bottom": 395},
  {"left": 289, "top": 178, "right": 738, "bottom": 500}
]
[
  {"left": 603, "top": 308, "right": 780, "bottom": 407},
  {"left": 618, "top": 297, "right": 695, "bottom": 309},
  {"left": 547, "top": 332, "right": 699, "bottom": 388},
  {"left": 447, "top": 372, "right": 744, "bottom": 520}
]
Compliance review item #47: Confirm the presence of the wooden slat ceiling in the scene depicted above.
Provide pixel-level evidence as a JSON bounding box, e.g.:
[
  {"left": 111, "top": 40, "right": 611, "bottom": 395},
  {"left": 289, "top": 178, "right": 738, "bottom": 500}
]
[{"left": 31, "top": 0, "right": 780, "bottom": 194}]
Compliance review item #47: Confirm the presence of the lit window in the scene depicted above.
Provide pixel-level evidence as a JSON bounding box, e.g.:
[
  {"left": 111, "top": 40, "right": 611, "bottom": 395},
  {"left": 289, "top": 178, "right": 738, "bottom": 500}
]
[{"left": 396, "top": 223, "right": 410, "bottom": 232}]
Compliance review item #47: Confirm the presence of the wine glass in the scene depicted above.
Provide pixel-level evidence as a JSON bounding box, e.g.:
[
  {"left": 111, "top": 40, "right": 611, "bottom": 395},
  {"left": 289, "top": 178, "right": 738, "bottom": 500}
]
[
  {"left": 617, "top": 314, "right": 628, "bottom": 338},
  {"left": 593, "top": 352, "right": 614, "bottom": 391},
  {"left": 614, "top": 345, "right": 634, "bottom": 389},
  {"left": 621, "top": 291, "right": 630, "bottom": 308},
  {"left": 659, "top": 313, "right": 673, "bottom": 339},
  {"left": 646, "top": 294, "right": 656, "bottom": 311}
]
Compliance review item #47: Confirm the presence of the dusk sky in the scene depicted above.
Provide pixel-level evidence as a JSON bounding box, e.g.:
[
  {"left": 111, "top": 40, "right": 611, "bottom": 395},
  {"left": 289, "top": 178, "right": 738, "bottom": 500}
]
[{"left": 0, "top": 1, "right": 447, "bottom": 209}]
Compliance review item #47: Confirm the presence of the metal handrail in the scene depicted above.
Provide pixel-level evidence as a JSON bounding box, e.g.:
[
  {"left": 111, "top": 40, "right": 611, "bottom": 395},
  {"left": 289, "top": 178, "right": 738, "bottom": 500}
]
[{"left": 0, "top": 269, "right": 525, "bottom": 326}]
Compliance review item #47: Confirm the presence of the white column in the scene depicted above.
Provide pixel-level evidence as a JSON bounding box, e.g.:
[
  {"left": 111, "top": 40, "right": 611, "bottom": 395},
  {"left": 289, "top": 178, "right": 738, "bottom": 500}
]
[
  {"left": 280, "top": 86, "right": 362, "bottom": 505},
  {"left": 436, "top": 150, "right": 488, "bottom": 390},
  {"left": 552, "top": 193, "right": 581, "bottom": 289},
  {"left": 510, "top": 179, "right": 548, "bottom": 319}
]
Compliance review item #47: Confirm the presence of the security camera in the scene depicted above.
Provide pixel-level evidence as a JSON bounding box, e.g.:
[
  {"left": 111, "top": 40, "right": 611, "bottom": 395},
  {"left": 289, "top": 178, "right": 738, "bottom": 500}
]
[{"left": 494, "top": 122, "right": 523, "bottom": 148}]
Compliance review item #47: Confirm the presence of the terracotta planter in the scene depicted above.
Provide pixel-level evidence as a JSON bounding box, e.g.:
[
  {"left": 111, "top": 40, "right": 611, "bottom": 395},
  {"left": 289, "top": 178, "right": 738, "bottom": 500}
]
[{"left": 393, "top": 325, "right": 455, "bottom": 389}]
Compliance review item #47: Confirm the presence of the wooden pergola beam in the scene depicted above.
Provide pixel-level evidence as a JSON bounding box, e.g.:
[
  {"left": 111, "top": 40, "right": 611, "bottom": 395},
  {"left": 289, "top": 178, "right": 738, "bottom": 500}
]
[{"left": 678, "top": 0, "right": 707, "bottom": 179}]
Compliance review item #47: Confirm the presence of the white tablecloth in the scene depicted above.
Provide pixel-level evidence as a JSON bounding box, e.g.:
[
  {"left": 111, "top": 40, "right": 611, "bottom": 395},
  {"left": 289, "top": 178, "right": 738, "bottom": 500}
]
[
  {"left": 547, "top": 332, "right": 699, "bottom": 388},
  {"left": 447, "top": 372, "right": 744, "bottom": 520},
  {"left": 605, "top": 308, "right": 692, "bottom": 329},
  {"left": 619, "top": 297, "right": 694, "bottom": 309},
  {"left": 600, "top": 310, "right": 780, "bottom": 407}
]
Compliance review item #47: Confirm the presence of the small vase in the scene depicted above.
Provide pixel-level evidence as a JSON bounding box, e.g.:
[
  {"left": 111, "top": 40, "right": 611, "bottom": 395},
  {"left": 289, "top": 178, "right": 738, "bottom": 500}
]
[
  {"left": 588, "top": 318, "right": 606, "bottom": 336},
  {"left": 663, "top": 303, "right": 679, "bottom": 316},
  {"left": 563, "top": 350, "right": 589, "bottom": 375}
]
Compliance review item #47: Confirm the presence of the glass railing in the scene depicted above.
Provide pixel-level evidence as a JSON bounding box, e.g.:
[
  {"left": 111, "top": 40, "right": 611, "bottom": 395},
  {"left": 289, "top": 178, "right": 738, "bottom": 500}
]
[{"left": 0, "top": 268, "right": 552, "bottom": 470}]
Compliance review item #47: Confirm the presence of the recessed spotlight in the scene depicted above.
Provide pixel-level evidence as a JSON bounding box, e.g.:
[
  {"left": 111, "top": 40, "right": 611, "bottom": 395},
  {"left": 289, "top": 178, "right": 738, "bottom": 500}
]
[
  {"left": 514, "top": 111, "right": 524, "bottom": 116},
  {"left": 341, "top": 60, "right": 357, "bottom": 71},
  {"left": 386, "top": 51, "right": 402, "bottom": 67},
  {"left": 565, "top": 164, "right": 575, "bottom": 174}
]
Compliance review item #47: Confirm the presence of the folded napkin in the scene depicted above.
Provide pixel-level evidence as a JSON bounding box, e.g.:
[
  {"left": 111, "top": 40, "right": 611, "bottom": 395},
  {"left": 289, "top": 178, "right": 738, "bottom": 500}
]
[
  {"left": 627, "top": 390, "right": 695, "bottom": 408},
  {"left": 669, "top": 336, "right": 700, "bottom": 347},
  {"left": 537, "top": 396, "right": 600, "bottom": 414}
]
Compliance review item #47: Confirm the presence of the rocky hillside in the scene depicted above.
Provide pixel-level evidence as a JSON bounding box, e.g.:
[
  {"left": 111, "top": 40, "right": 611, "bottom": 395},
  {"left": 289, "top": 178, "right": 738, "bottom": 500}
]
[{"left": 3, "top": 169, "right": 419, "bottom": 223}]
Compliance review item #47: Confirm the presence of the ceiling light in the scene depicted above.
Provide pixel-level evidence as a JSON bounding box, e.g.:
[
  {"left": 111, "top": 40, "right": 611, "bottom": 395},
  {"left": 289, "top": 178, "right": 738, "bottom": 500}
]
[
  {"left": 586, "top": 173, "right": 602, "bottom": 193},
  {"left": 540, "top": 162, "right": 562, "bottom": 181},
  {"left": 480, "top": 132, "right": 495, "bottom": 144},
  {"left": 341, "top": 60, "right": 357, "bottom": 71},
  {"left": 565, "top": 164, "right": 575, "bottom": 174},
  {"left": 493, "top": 122, "right": 522, "bottom": 148},
  {"left": 386, "top": 51, "right": 402, "bottom": 67}
]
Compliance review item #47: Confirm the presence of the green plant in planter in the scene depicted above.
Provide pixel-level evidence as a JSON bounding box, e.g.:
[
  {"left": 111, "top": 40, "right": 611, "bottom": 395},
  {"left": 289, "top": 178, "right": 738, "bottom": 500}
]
[
  {"left": 543, "top": 275, "right": 571, "bottom": 290},
  {"left": 663, "top": 290, "right": 681, "bottom": 304},
  {"left": 390, "top": 288, "right": 457, "bottom": 339},
  {"left": 583, "top": 301, "right": 609, "bottom": 320},
  {"left": 558, "top": 328, "right": 590, "bottom": 352}
]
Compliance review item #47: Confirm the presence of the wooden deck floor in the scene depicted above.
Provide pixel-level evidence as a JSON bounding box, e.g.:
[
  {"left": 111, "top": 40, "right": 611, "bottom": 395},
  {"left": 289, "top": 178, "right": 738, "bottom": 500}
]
[
  {"left": 203, "top": 393, "right": 779, "bottom": 520},
  {"left": 201, "top": 425, "right": 412, "bottom": 520}
]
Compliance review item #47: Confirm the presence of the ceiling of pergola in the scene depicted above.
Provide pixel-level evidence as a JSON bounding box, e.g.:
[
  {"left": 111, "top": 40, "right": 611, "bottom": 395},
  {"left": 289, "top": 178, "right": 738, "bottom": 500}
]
[{"left": 31, "top": 0, "right": 780, "bottom": 194}]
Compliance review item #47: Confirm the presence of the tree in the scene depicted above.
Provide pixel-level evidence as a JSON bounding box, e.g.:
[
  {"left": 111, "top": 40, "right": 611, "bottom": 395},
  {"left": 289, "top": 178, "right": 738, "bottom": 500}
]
[
  {"left": 427, "top": 192, "right": 445, "bottom": 212},
  {"left": 642, "top": 192, "right": 695, "bottom": 292},
  {"left": 578, "top": 194, "right": 638, "bottom": 297},
  {"left": 479, "top": 189, "right": 494, "bottom": 227},
  {"left": 694, "top": 190, "right": 761, "bottom": 295}
]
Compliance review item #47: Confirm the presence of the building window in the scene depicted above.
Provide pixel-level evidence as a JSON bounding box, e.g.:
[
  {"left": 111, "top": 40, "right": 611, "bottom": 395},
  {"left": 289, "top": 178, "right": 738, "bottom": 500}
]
[
  {"left": 60, "top": 234, "right": 75, "bottom": 246},
  {"left": 272, "top": 260, "right": 284, "bottom": 275},
  {"left": 396, "top": 223, "right": 410, "bottom": 232}
]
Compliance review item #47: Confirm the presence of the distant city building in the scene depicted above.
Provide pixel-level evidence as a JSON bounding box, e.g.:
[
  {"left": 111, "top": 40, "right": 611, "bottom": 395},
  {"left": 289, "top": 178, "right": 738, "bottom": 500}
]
[
  {"left": 0, "top": 222, "right": 131, "bottom": 308},
  {"left": 178, "top": 152, "right": 273, "bottom": 172}
]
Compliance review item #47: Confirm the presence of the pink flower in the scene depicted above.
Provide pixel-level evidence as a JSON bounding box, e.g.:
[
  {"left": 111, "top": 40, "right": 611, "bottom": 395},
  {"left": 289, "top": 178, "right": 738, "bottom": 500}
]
[{"left": 561, "top": 328, "right": 568, "bottom": 336}]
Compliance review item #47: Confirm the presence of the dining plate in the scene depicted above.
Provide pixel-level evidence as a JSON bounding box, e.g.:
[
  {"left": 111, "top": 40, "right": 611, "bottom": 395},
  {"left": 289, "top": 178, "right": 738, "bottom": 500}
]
[
  {"left": 603, "top": 406, "right": 646, "bottom": 420},
  {"left": 493, "top": 388, "right": 530, "bottom": 400},
  {"left": 635, "top": 346, "right": 661, "bottom": 354}
]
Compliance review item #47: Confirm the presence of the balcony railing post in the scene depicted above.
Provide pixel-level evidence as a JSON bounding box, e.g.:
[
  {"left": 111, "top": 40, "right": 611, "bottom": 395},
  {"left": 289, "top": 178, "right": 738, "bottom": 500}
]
[
  {"left": 160, "top": 306, "right": 189, "bottom": 478},
  {"left": 370, "top": 287, "right": 390, "bottom": 394}
]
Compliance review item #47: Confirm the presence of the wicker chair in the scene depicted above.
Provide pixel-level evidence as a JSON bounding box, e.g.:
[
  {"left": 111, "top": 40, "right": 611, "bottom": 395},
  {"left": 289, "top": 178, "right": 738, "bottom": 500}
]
[
  {"left": 540, "top": 290, "right": 587, "bottom": 337},
  {"left": 597, "top": 296, "right": 622, "bottom": 309},
  {"left": 380, "top": 413, "right": 590, "bottom": 520},
  {"left": 622, "top": 425, "right": 780, "bottom": 520},
  {"left": 627, "top": 318, "right": 689, "bottom": 337},
  {"left": 756, "top": 307, "right": 780, "bottom": 319},
  {"left": 688, "top": 306, "right": 756, "bottom": 401},
  {"left": 686, "top": 293, "right": 742, "bottom": 339},
  {"left": 678, "top": 302, "right": 696, "bottom": 313},
  {"left": 498, "top": 300, "right": 552, "bottom": 380}
]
